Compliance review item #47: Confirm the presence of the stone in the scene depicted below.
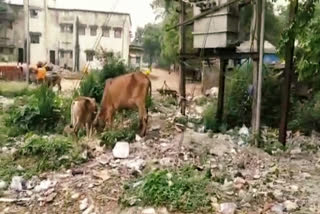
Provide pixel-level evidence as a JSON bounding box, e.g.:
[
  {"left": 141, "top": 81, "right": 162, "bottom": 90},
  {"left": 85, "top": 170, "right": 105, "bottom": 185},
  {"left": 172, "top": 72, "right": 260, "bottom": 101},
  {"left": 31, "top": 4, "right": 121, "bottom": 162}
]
[
  {"left": 80, "top": 198, "right": 89, "bottom": 211},
  {"left": 112, "top": 142, "right": 130, "bottom": 159},
  {"left": 135, "top": 134, "right": 142, "bottom": 142},
  {"left": 10, "top": 176, "right": 25, "bottom": 191},
  {"left": 72, "top": 193, "right": 81, "bottom": 200},
  {"left": 34, "top": 180, "right": 53, "bottom": 192},
  {"left": 123, "top": 159, "right": 146, "bottom": 172},
  {"left": 234, "top": 177, "right": 246, "bottom": 190},
  {"left": 26, "top": 176, "right": 40, "bottom": 190},
  {"left": 239, "top": 125, "right": 249, "bottom": 136},
  {"left": 158, "top": 207, "right": 169, "bottom": 214},
  {"left": 151, "top": 124, "right": 161, "bottom": 131},
  {"left": 0, "top": 180, "right": 7, "bottom": 190},
  {"left": 142, "top": 208, "right": 156, "bottom": 214},
  {"left": 1, "top": 146, "right": 8, "bottom": 153},
  {"left": 273, "top": 189, "right": 283, "bottom": 201},
  {"left": 220, "top": 203, "right": 237, "bottom": 214},
  {"left": 290, "top": 147, "right": 302, "bottom": 155},
  {"left": 284, "top": 200, "right": 298, "bottom": 211},
  {"left": 83, "top": 205, "right": 95, "bottom": 214},
  {"left": 302, "top": 172, "right": 311, "bottom": 179},
  {"left": 93, "top": 169, "right": 111, "bottom": 181},
  {"left": 290, "top": 185, "right": 299, "bottom": 193},
  {"left": 271, "top": 203, "right": 284, "bottom": 214}
]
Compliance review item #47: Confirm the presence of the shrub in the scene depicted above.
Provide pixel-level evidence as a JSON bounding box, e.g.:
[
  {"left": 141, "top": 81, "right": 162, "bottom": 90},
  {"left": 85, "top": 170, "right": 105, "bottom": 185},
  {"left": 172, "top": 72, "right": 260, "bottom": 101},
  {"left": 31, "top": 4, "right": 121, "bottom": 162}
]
[
  {"left": 207, "top": 62, "right": 283, "bottom": 130},
  {"left": 120, "top": 166, "right": 215, "bottom": 213},
  {"left": 289, "top": 92, "right": 320, "bottom": 135},
  {"left": 5, "top": 85, "right": 66, "bottom": 134},
  {"left": 19, "top": 134, "right": 85, "bottom": 172},
  {"left": 79, "top": 55, "right": 128, "bottom": 102},
  {"left": 100, "top": 110, "right": 139, "bottom": 148}
]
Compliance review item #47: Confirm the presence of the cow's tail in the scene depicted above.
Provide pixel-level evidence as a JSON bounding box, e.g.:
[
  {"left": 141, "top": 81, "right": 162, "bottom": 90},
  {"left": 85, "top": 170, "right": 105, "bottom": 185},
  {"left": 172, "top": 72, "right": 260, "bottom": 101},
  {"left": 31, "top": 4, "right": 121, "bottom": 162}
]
[{"left": 146, "top": 78, "right": 152, "bottom": 113}]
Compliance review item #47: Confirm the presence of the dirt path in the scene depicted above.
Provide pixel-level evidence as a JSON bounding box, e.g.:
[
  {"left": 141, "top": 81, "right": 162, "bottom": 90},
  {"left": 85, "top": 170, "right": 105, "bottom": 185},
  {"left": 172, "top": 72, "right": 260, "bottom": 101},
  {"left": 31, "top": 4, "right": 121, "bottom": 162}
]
[{"left": 60, "top": 68, "right": 202, "bottom": 97}]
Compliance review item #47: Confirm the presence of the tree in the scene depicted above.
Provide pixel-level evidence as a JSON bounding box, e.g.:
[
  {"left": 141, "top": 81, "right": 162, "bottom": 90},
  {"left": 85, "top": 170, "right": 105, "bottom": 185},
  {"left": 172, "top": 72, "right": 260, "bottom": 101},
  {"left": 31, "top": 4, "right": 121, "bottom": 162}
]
[
  {"left": 239, "top": 1, "right": 284, "bottom": 45},
  {"left": 142, "top": 23, "right": 162, "bottom": 67}
]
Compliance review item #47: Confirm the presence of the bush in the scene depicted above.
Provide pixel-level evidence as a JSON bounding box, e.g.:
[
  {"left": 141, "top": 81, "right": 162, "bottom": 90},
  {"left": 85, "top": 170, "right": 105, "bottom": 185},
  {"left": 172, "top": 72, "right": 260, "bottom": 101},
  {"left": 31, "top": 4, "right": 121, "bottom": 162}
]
[
  {"left": 100, "top": 110, "right": 139, "bottom": 148},
  {"left": 289, "top": 92, "right": 320, "bottom": 135},
  {"left": 79, "top": 55, "right": 128, "bottom": 102},
  {"left": 19, "top": 135, "right": 84, "bottom": 172},
  {"left": 5, "top": 85, "right": 67, "bottom": 135},
  {"left": 120, "top": 166, "right": 215, "bottom": 213},
  {"left": 205, "top": 62, "right": 283, "bottom": 130}
]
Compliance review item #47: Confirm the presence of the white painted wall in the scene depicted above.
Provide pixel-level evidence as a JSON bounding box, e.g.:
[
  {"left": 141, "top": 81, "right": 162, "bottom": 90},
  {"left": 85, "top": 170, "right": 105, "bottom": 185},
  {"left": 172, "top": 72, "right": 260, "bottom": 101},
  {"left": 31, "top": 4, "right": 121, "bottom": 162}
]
[{"left": 2, "top": 3, "right": 131, "bottom": 70}]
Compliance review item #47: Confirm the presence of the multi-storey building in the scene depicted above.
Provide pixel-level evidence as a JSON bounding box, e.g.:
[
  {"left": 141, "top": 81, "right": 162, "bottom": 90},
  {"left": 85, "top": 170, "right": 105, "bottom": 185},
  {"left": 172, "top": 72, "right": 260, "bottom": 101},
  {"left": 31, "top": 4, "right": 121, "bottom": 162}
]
[{"left": 0, "top": 0, "right": 131, "bottom": 71}]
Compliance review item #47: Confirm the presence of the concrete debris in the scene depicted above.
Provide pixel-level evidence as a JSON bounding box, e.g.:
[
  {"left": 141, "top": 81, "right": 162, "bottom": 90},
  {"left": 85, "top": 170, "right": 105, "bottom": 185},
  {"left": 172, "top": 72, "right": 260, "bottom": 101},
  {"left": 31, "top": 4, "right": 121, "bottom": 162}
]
[
  {"left": 142, "top": 208, "right": 156, "bottom": 214},
  {"left": 113, "top": 142, "right": 130, "bottom": 159},
  {"left": 0, "top": 180, "right": 7, "bottom": 190},
  {"left": 80, "top": 198, "right": 89, "bottom": 211},
  {"left": 123, "top": 158, "right": 146, "bottom": 172},
  {"left": 284, "top": 200, "right": 298, "bottom": 211},
  {"left": 219, "top": 203, "right": 237, "bottom": 214},
  {"left": 239, "top": 125, "right": 249, "bottom": 136},
  {"left": 34, "top": 180, "right": 55, "bottom": 193},
  {"left": 10, "top": 176, "right": 25, "bottom": 192},
  {"left": 92, "top": 169, "right": 111, "bottom": 181}
]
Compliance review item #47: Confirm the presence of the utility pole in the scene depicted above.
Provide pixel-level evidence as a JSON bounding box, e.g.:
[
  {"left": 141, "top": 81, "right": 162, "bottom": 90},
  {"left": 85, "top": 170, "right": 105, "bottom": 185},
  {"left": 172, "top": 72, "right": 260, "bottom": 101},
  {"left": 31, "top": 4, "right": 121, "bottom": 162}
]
[
  {"left": 73, "top": 16, "right": 80, "bottom": 72},
  {"left": 255, "top": 0, "right": 265, "bottom": 146},
  {"left": 23, "top": 0, "right": 30, "bottom": 83},
  {"left": 179, "top": 0, "right": 186, "bottom": 115},
  {"left": 216, "top": 58, "right": 227, "bottom": 124},
  {"left": 250, "top": 0, "right": 261, "bottom": 143},
  {"left": 279, "top": 0, "right": 298, "bottom": 145}
]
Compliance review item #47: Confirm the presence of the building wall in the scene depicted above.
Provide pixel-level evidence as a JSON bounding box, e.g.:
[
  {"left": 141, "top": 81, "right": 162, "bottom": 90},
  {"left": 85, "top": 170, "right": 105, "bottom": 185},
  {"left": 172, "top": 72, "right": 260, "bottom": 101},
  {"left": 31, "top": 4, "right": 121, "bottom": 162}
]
[{"left": 1, "top": 3, "right": 131, "bottom": 71}]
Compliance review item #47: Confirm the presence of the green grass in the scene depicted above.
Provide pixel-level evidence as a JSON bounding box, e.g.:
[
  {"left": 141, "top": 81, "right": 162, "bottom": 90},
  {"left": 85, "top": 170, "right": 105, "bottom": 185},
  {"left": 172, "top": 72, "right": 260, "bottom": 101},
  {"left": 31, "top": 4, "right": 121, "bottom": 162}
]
[
  {"left": 0, "top": 81, "right": 33, "bottom": 97},
  {"left": 0, "top": 134, "right": 86, "bottom": 183},
  {"left": 100, "top": 110, "right": 139, "bottom": 148},
  {"left": 120, "top": 166, "right": 216, "bottom": 213}
]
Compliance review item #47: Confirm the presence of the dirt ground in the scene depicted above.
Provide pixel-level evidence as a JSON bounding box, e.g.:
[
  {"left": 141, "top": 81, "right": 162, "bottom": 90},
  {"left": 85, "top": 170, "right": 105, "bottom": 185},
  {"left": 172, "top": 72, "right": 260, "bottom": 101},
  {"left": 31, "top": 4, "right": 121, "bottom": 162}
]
[{"left": 60, "top": 68, "right": 202, "bottom": 97}]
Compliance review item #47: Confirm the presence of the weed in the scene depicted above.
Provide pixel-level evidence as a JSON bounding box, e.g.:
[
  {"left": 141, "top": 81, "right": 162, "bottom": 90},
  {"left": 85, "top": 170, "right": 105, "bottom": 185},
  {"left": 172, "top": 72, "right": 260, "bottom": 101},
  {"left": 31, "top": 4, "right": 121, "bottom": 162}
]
[
  {"left": 121, "top": 166, "right": 215, "bottom": 213},
  {"left": 100, "top": 110, "right": 139, "bottom": 148},
  {"left": 5, "top": 85, "right": 66, "bottom": 135}
]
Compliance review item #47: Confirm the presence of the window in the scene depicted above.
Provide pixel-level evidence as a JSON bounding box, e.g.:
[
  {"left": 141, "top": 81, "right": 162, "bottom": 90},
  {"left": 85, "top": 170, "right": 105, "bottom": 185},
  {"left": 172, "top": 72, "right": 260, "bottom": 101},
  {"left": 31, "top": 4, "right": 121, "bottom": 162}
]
[
  {"left": 114, "top": 28, "right": 122, "bottom": 38},
  {"left": 79, "top": 26, "right": 86, "bottom": 35},
  {"left": 30, "top": 9, "right": 39, "bottom": 18},
  {"left": 30, "top": 33, "right": 40, "bottom": 44},
  {"left": 70, "top": 51, "right": 73, "bottom": 59},
  {"left": 60, "top": 24, "right": 73, "bottom": 33},
  {"left": 86, "top": 50, "right": 95, "bottom": 61},
  {"left": 0, "top": 47, "right": 3, "bottom": 53},
  {"left": 102, "top": 27, "right": 110, "bottom": 37},
  {"left": 90, "top": 26, "right": 97, "bottom": 36},
  {"left": 136, "top": 56, "right": 141, "bottom": 64}
]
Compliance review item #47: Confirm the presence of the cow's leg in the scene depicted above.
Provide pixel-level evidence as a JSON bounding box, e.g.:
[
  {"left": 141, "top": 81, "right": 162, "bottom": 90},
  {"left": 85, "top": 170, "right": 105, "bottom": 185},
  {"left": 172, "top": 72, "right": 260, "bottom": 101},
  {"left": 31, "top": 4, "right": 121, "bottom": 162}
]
[
  {"left": 137, "top": 103, "right": 148, "bottom": 137},
  {"left": 106, "top": 109, "right": 114, "bottom": 130}
]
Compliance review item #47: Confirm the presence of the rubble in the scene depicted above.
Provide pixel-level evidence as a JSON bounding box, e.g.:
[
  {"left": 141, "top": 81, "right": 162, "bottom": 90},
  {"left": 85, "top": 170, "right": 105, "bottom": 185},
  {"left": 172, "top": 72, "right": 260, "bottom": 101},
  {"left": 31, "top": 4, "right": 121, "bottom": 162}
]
[
  {"left": 0, "top": 180, "right": 7, "bottom": 190},
  {"left": 142, "top": 208, "right": 156, "bottom": 214},
  {"left": 9, "top": 176, "right": 25, "bottom": 192},
  {"left": 283, "top": 200, "right": 298, "bottom": 211},
  {"left": 80, "top": 198, "right": 89, "bottom": 211},
  {"left": 219, "top": 203, "right": 237, "bottom": 214},
  {"left": 113, "top": 142, "right": 130, "bottom": 159}
]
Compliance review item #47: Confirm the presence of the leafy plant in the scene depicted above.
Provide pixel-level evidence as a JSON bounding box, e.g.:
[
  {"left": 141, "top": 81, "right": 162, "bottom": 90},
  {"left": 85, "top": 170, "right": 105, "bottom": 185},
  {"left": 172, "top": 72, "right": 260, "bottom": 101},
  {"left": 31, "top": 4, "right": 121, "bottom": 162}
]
[
  {"left": 100, "top": 110, "right": 139, "bottom": 148},
  {"left": 5, "top": 85, "right": 66, "bottom": 135},
  {"left": 121, "top": 166, "right": 215, "bottom": 213}
]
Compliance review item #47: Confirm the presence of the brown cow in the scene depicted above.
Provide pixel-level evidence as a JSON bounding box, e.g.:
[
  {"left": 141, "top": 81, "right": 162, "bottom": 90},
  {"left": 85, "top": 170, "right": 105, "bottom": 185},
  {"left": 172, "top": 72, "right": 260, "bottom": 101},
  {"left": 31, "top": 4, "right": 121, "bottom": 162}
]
[
  {"left": 46, "top": 73, "right": 62, "bottom": 91},
  {"left": 94, "top": 72, "right": 151, "bottom": 136},
  {"left": 69, "top": 96, "right": 98, "bottom": 139}
]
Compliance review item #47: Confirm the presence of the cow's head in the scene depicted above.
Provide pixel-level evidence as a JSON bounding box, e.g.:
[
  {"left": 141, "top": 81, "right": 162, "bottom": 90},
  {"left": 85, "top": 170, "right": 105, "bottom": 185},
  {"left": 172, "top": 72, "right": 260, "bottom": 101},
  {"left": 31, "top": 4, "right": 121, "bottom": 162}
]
[{"left": 93, "top": 111, "right": 106, "bottom": 132}]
